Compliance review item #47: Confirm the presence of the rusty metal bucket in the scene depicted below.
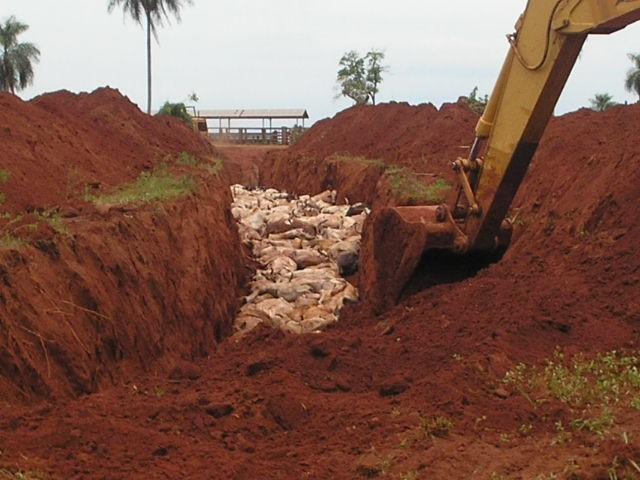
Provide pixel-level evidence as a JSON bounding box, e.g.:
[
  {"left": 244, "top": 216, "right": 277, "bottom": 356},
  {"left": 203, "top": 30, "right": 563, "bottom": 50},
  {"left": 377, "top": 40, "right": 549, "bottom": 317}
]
[{"left": 359, "top": 205, "right": 469, "bottom": 313}]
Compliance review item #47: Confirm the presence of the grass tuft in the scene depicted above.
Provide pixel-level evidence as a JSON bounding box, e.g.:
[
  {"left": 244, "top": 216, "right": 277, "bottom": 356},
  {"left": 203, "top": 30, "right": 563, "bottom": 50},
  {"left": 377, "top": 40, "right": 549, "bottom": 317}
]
[
  {"left": 85, "top": 168, "right": 196, "bottom": 207},
  {"left": 0, "top": 234, "right": 26, "bottom": 250},
  {"left": 386, "top": 166, "right": 450, "bottom": 204},
  {"left": 331, "top": 154, "right": 386, "bottom": 169},
  {"left": 35, "top": 211, "right": 68, "bottom": 236},
  {"left": 176, "top": 151, "right": 199, "bottom": 167},
  {"left": 419, "top": 415, "right": 454, "bottom": 438},
  {"left": 505, "top": 350, "right": 640, "bottom": 437},
  {"left": 0, "top": 469, "right": 49, "bottom": 479},
  {"left": 203, "top": 158, "right": 224, "bottom": 176}
]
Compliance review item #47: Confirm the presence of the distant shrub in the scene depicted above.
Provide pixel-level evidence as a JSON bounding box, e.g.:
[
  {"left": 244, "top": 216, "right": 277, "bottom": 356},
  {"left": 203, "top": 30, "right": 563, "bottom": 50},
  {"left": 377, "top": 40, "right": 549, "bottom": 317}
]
[{"left": 157, "top": 101, "right": 192, "bottom": 125}]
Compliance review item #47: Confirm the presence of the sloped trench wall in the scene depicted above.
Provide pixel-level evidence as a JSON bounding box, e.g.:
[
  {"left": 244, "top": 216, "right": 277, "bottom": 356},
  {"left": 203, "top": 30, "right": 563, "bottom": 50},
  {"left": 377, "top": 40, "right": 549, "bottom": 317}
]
[{"left": 0, "top": 177, "right": 247, "bottom": 403}]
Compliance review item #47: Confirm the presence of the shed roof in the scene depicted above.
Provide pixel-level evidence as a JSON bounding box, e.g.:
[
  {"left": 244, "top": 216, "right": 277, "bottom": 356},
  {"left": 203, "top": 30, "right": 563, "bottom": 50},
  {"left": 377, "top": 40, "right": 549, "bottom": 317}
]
[{"left": 197, "top": 109, "right": 309, "bottom": 120}]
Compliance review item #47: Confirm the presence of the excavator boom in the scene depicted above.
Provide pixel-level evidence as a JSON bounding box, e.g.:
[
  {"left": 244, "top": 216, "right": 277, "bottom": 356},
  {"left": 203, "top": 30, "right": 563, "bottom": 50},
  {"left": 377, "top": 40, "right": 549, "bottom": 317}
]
[{"left": 362, "top": 0, "right": 640, "bottom": 312}]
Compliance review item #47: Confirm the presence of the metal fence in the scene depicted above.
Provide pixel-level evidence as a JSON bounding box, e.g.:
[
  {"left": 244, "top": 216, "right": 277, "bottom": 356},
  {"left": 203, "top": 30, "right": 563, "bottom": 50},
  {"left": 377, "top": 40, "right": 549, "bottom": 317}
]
[{"left": 208, "top": 126, "right": 306, "bottom": 145}]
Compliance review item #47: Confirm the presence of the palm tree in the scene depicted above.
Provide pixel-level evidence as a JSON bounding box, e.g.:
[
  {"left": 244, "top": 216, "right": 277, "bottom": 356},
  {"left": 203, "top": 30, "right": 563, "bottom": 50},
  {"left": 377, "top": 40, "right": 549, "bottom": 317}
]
[
  {"left": 108, "top": 0, "right": 192, "bottom": 114},
  {"left": 0, "top": 16, "right": 40, "bottom": 94},
  {"left": 589, "top": 93, "right": 617, "bottom": 112},
  {"left": 625, "top": 53, "right": 640, "bottom": 102}
]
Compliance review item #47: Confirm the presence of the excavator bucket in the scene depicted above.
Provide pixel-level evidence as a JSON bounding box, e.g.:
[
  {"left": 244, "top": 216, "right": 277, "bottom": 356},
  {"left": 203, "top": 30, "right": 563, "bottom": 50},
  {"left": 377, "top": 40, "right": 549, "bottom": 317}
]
[{"left": 359, "top": 205, "right": 469, "bottom": 314}]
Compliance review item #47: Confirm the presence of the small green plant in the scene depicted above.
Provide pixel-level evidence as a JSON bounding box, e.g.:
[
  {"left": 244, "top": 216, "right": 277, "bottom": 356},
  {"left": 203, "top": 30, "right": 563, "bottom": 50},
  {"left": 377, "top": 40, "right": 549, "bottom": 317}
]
[
  {"left": 386, "top": 167, "right": 450, "bottom": 204},
  {"left": 0, "top": 234, "right": 25, "bottom": 250},
  {"left": 0, "top": 469, "right": 49, "bottom": 480},
  {"left": 176, "top": 151, "right": 198, "bottom": 166},
  {"left": 518, "top": 423, "right": 533, "bottom": 437},
  {"left": 570, "top": 408, "right": 615, "bottom": 437},
  {"left": 204, "top": 158, "right": 224, "bottom": 176},
  {"left": 0, "top": 169, "right": 9, "bottom": 205},
  {"left": 379, "top": 455, "right": 394, "bottom": 476},
  {"left": 400, "top": 471, "right": 419, "bottom": 480},
  {"left": 331, "top": 154, "right": 386, "bottom": 169},
  {"left": 489, "top": 473, "right": 508, "bottom": 480},
  {"left": 551, "top": 421, "right": 572, "bottom": 446},
  {"left": 157, "top": 101, "right": 192, "bottom": 125},
  {"left": 35, "top": 211, "right": 68, "bottom": 236},
  {"left": 419, "top": 415, "right": 454, "bottom": 438},
  {"left": 505, "top": 350, "right": 640, "bottom": 439},
  {"left": 85, "top": 168, "right": 196, "bottom": 207}
]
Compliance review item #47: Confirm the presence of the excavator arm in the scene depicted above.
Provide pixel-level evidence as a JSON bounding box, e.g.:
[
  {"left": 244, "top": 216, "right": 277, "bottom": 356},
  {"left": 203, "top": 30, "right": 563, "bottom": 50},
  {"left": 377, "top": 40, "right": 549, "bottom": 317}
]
[
  {"left": 461, "top": 0, "right": 640, "bottom": 252},
  {"left": 363, "top": 0, "right": 640, "bottom": 311}
]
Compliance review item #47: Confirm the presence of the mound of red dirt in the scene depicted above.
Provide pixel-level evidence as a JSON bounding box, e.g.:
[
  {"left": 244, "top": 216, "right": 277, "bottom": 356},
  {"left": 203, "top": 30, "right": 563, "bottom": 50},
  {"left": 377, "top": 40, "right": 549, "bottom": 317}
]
[
  {"left": 0, "top": 89, "right": 248, "bottom": 402},
  {"left": 0, "top": 87, "right": 215, "bottom": 213},
  {"left": 292, "top": 100, "right": 477, "bottom": 169}
]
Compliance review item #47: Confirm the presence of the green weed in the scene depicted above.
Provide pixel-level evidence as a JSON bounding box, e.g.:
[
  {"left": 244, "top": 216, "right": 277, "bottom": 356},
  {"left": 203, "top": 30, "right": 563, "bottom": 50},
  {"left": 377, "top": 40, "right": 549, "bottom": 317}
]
[
  {"left": 203, "top": 158, "right": 224, "bottom": 176},
  {"left": 504, "top": 350, "right": 640, "bottom": 438},
  {"left": 386, "top": 166, "right": 450, "bottom": 204},
  {"left": 0, "top": 469, "right": 49, "bottom": 480},
  {"left": 400, "top": 471, "right": 419, "bottom": 480},
  {"left": 0, "top": 169, "right": 9, "bottom": 205},
  {"left": 570, "top": 408, "right": 615, "bottom": 437},
  {"left": 85, "top": 168, "right": 196, "bottom": 207},
  {"left": 176, "top": 151, "right": 199, "bottom": 166},
  {"left": 419, "top": 415, "right": 454, "bottom": 438},
  {"left": 35, "top": 211, "right": 68, "bottom": 236},
  {"left": 0, "top": 234, "right": 25, "bottom": 250},
  {"left": 331, "top": 154, "right": 386, "bottom": 169}
]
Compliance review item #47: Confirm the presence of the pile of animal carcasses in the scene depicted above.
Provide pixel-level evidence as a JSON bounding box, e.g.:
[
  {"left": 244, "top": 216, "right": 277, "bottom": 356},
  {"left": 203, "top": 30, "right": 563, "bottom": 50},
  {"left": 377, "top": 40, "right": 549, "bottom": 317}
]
[{"left": 231, "top": 184, "right": 369, "bottom": 335}]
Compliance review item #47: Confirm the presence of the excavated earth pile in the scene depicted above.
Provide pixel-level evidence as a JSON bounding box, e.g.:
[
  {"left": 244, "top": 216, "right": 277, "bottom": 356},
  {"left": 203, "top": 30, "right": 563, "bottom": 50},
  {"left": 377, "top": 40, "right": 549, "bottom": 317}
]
[
  {"left": 1, "top": 101, "right": 640, "bottom": 478},
  {"left": 0, "top": 88, "right": 247, "bottom": 402}
]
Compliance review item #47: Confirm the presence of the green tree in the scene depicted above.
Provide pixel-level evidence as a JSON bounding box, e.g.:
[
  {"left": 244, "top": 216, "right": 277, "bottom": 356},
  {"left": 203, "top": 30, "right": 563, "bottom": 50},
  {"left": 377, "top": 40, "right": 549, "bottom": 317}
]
[
  {"left": 337, "top": 49, "right": 388, "bottom": 105},
  {"left": 625, "top": 53, "right": 640, "bottom": 102},
  {"left": 337, "top": 50, "right": 368, "bottom": 105},
  {"left": 467, "top": 86, "right": 489, "bottom": 114},
  {"left": 157, "top": 100, "right": 191, "bottom": 124},
  {"left": 108, "top": 0, "right": 193, "bottom": 114},
  {"left": 0, "top": 16, "right": 40, "bottom": 94},
  {"left": 364, "top": 50, "right": 388, "bottom": 106},
  {"left": 589, "top": 92, "right": 617, "bottom": 112}
]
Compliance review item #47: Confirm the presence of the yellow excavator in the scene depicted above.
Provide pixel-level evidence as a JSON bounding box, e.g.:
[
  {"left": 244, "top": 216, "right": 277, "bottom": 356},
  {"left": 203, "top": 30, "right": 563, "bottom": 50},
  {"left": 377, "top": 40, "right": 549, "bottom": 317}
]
[{"left": 362, "top": 0, "right": 640, "bottom": 312}]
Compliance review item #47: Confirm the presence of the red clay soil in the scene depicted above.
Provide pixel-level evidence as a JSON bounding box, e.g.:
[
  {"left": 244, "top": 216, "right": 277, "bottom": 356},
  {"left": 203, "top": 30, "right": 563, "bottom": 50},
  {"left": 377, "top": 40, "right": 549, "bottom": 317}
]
[
  {"left": 0, "top": 87, "right": 215, "bottom": 213},
  {"left": 1, "top": 101, "right": 640, "bottom": 478},
  {"left": 0, "top": 89, "right": 248, "bottom": 402}
]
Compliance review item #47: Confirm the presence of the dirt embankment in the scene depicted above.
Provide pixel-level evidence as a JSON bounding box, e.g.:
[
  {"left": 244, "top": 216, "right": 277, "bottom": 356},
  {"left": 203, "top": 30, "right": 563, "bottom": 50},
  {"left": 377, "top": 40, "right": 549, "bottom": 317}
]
[
  {"left": 0, "top": 89, "right": 247, "bottom": 402},
  {"left": 260, "top": 101, "right": 478, "bottom": 207},
  {"left": 0, "top": 87, "right": 215, "bottom": 213}
]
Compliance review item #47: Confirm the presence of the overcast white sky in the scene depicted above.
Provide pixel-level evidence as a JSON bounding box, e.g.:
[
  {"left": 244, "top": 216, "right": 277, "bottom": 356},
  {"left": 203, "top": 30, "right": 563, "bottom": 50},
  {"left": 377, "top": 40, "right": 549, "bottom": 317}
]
[{"left": 3, "top": 1, "right": 640, "bottom": 124}]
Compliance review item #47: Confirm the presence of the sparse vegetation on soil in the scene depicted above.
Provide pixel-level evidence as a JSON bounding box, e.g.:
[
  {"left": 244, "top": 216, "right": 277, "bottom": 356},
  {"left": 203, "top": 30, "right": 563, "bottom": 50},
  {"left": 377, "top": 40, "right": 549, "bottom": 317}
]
[{"left": 85, "top": 166, "right": 196, "bottom": 206}]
